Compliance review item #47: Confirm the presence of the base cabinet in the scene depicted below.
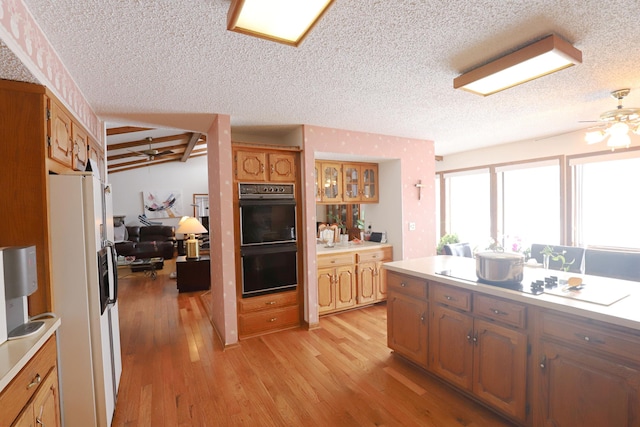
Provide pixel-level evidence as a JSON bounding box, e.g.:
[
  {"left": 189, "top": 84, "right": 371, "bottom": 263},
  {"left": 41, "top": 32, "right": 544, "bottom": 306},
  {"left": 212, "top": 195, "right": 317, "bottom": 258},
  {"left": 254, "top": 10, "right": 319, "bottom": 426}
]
[
  {"left": 386, "top": 272, "right": 429, "bottom": 368},
  {"left": 238, "top": 291, "right": 300, "bottom": 338}
]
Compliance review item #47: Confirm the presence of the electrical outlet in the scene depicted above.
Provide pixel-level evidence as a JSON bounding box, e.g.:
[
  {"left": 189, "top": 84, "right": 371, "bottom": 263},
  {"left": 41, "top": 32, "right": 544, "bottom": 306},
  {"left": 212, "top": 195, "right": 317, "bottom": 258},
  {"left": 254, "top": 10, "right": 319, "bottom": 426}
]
[{"left": 409, "top": 222, "right": 416, "bottom": 231}]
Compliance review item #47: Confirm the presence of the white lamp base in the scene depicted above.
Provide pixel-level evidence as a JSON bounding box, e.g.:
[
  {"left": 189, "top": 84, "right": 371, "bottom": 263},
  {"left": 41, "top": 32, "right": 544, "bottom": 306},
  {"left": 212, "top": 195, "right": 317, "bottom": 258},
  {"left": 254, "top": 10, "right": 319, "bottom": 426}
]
[{"left": 185, "top": 235, "right": 199, "bottom": 259}]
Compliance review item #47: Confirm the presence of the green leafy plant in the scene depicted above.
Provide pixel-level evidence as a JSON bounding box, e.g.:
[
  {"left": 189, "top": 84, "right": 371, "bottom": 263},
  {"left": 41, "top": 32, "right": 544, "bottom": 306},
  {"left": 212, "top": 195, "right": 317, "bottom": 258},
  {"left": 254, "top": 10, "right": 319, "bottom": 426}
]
[
  {"left": 355, "top": 219, "right": 365, "bottom": 230},
  {"left": 437, "top": 233, "right": 459, "bottom": 254},
  {"left": 327, "top": 213, "right": 347, "bottom": 233},
  {"left": 541, "top": 245, "right": 574, "bottom": 271}
]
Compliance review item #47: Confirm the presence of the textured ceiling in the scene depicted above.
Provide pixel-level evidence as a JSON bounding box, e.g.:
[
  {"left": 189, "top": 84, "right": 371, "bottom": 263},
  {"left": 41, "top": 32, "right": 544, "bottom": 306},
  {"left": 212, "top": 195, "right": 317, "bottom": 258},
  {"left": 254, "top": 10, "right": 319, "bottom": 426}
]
[{"left": 6, "top": 0, "right": 640, "bottom": 155}]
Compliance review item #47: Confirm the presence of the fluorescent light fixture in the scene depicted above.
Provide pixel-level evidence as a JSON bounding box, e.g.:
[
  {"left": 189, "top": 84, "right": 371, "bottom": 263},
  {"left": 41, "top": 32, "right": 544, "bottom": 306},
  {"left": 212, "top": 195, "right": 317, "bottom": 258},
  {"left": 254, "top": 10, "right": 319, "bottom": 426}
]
[
  {"left": 227, "top": 0, "right": 334, "bottom": 47},
  {"left": 454, "top": 35, "right": 582, "bottom": 96}
]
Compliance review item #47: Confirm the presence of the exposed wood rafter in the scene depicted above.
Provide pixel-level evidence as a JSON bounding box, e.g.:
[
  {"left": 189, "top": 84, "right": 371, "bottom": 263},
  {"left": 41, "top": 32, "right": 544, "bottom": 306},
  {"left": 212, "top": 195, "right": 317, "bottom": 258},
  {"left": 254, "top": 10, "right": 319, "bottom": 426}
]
[{"left": 181, "top": 132, "right": 202, "bottom": 162}]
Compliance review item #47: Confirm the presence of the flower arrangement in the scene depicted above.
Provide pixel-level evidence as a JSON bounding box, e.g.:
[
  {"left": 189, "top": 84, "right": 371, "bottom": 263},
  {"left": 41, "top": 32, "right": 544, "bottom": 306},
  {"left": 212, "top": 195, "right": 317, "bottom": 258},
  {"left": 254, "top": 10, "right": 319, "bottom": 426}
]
[{"left": 541, "top": 245, "right": 574, "bottom": 271}]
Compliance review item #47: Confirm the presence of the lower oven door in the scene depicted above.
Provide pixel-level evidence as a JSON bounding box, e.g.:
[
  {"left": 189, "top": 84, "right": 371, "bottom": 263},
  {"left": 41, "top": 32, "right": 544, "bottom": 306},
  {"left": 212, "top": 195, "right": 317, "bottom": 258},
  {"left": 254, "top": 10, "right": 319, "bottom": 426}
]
[{"left": 241, "top": 243, "right": 297, "bottom": 298}]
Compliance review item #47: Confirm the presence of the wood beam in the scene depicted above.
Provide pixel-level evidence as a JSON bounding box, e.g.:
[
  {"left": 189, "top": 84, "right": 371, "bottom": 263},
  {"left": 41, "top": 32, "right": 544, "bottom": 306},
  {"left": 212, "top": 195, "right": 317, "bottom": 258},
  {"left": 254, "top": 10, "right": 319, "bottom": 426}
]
[
  {"left": 106, "top": 126, "right": 153, "bottom": 136},
  {"left": 181, "top": 132, "right": 202, "bottom": 162},
  {"left": 108, "top": 133, "right": 190, "bottom": 151}
]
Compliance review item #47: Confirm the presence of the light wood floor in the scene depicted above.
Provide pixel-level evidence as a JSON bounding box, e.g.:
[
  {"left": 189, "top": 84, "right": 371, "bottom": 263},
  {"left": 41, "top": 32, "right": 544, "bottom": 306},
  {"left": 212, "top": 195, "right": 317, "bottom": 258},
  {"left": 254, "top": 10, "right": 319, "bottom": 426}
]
[{"left": 113, "top": 259, "right": 516, "bottom": 427}]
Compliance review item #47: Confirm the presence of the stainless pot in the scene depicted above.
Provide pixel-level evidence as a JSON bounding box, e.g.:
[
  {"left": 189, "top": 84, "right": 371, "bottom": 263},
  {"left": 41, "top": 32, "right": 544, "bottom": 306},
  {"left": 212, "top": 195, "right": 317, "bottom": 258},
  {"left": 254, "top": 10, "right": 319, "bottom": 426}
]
[{"left": 475, "top": 251, "right": 524, "bottom": 284}]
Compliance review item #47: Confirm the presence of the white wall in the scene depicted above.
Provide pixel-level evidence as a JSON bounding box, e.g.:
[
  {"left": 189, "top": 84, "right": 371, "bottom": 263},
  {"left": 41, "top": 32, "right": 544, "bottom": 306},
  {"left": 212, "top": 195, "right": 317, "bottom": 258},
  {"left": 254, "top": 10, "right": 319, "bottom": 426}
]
[
  {"left": 109, "top": 156, "right": 209, "bottom": 230},
  {"left": 437, "top": 129, "right": 640, "bottom": 171}
]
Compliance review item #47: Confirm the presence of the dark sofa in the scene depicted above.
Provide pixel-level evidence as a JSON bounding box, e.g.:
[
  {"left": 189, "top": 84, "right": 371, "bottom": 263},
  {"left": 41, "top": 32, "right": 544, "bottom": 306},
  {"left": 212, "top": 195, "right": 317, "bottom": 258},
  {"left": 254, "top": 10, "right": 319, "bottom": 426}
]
[{"left": 115, "top": 225, "right": 175, "bottom": 259}]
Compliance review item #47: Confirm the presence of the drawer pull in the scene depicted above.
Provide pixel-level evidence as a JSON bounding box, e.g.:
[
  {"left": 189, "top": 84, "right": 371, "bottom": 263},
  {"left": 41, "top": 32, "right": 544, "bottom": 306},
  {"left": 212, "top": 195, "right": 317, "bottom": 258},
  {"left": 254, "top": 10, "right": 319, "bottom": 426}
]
[
  {"left": 575, "top": 333, "right": 604, "bottom": 344},
  {"left": 266, "top": 301, "right": 277, "bottom": 305},
  {"left": 420, "top": 313, "right": 425, "bottom": 322},
  {"left": 540, "top": 355, "right": 547, "bottom": 369},
  {"left": 27, "top": 373, "right": 42, "bottom": 389},
  {"left": 445, "top": 295, "right": 454, "bottom": 301},
  {"left": 491, "top": 308, "right": 508, "bottom": 316},
  {"left": 466, "top": 332, "right": 473, "bottom": 343},
  {"left": 400, "top": 282, "right": 406, "bottom": 287},
  {"left": 269, "top": 317, "right": 277, "bottom": 322}
]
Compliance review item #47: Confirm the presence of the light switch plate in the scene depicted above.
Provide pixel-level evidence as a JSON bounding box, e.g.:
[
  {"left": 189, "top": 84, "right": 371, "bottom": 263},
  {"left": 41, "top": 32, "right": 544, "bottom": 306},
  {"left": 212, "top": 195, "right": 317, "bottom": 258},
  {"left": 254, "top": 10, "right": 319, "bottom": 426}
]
[{"left": 408, "top": 222, "right": 416, "bottom": 231}]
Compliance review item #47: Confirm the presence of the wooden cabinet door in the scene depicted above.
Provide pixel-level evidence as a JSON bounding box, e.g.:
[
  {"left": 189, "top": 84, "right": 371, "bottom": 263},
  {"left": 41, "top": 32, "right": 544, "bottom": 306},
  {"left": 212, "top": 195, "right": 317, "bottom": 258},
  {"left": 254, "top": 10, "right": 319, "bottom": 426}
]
[
  {"left": 362, "top": 164, "right": 378, "bottom": 202},
  {"left": 343, "top": 164, "right": 361, "bottom": 202},
  {"left": 537, "top": 340, "right": 640, "bottom": 427},
  {"left": 430, "top": 304, "right": 474, "bottom": 389},
  {"left": 356, "top": 261, "right": 376, "bottom": 304},
  {"left": 236, "top": 150, "right": 266, "bottom": 181},
  {"left": 32, "top": 368, "right": 61, "bottom": 427},
  {"left": 268, "top": 152, "right": 295, "bottom": 182},
  {"left": 375, "top": 261, "right": 388, "bottom": 301},
  {"left": 473, "top": 319, "right": 527, "bottom": 421},
  {"left": 387, "top": 291, "right": 428, "bottom": 367},
  {"left": 12, "top": 403, "right": 34, "bottom": 427},
  {"left": 48, "top": 99, "right": 73, "bottom": 168},
  {"left": 314, "top": 162, "right": 322, "bottom": 202},
  {"left": 317, "top": 267, "right": 336, "bottom": 314},
  {"left": 320, "top": 162, "right": 342, "bottom": 203},
  {"left": 88, "top": 138, "right": 105, "bottom": 180},
  {"left": 72, "top": 124, "right": 89, "bottom": 171},
  {"left": 335, "top": 264, "right": 356, "bottom": 310}
]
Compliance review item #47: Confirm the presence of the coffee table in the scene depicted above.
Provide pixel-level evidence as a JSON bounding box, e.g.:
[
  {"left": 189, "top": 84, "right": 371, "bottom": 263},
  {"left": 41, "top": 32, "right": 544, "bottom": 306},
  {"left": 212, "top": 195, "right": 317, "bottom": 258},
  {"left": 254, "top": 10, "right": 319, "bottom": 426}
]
[{"left": 119, "top": 257, "right": 164, "bottom": 279}]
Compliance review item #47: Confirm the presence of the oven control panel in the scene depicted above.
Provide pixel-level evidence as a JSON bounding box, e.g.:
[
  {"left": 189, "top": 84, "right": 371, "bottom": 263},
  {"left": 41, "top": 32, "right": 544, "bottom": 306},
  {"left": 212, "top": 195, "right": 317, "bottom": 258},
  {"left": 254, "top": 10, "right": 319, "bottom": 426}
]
[{"left": 239, "top": 183, "right": 295, "bottom": 199}]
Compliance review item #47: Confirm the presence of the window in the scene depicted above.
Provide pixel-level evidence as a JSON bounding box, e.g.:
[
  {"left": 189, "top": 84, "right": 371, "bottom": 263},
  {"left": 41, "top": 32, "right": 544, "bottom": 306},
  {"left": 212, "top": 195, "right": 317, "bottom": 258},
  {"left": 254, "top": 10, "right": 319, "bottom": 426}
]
[
  {"left": 444, "top": 169, "right": 490, "bottom": 250},
  {"left": 497, "top": 160, "right": 560, "bottom": 251},
  {"left": 571, "top": 152, "right": 640, "bottom": 249}
]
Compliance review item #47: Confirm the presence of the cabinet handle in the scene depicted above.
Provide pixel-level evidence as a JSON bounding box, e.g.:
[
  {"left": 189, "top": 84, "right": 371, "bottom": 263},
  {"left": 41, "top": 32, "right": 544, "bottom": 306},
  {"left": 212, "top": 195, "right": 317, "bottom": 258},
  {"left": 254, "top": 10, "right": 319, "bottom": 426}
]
[
  {"left": 575, "top": 333, "right": 604, "bottom": 344},
  {"left": 27, "top": 373, "right": 42, "bottom": 389},
  {"left": 270, "top": 164, "right": 274, "bottom": 174},
  {"left": 539, "top": 355, "right": 547, "bottom": 369},
  {"left": 36, "top": 405, "right": 45, "bottom": 425},
  {"left": 266, "top": 301, "right": 276, "bottom": 305},
  {"left": 466, "top": 332, "right": 473, "bottom": 343},
  {"left": 445, "top": 295, "right": 455, "bottom": 301},
  {"left": 400, "top": 282, "right": 406, "bottom": 287},
  {"left": 261, "top": 164, "right": 265, "bottom": 172},
  {"left": 491, "top": 308, "right": 508, "bottom": 316},
  {"left": 269, "top": 317, "right": 277, "bottom": 322},
  {"left": 420, "top": 313, "right": 425, "bottom": 323},
  {"left": 473, "top": 332, "right": 478, "bottom": 345}
]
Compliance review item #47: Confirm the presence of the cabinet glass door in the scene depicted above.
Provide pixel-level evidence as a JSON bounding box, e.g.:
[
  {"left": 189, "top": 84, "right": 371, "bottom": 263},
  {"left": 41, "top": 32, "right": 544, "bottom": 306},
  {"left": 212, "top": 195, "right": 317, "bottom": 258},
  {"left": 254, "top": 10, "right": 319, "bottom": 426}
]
[
  {"left": 322, "top": 164, "right": 342, "bottom": 202},
  {"left": 344, "top": 165, "right": 360, "bottom": 202},
  {"left": 363, "top": 166, "right": 377, "bottom": 201}
]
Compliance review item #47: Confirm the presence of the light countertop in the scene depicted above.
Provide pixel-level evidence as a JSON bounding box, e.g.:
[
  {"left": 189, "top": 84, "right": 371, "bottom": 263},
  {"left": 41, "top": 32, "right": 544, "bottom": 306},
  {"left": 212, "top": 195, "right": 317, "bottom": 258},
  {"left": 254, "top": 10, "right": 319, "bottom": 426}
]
[
  {"left": 316, "top": 241, "right": 392, "bottom": 255},
  {"left": 0, "top": 317, "right": 61, "bottom": 392},
  {"left": 384, "top": 256, "right": 640, "bottom": 331}
]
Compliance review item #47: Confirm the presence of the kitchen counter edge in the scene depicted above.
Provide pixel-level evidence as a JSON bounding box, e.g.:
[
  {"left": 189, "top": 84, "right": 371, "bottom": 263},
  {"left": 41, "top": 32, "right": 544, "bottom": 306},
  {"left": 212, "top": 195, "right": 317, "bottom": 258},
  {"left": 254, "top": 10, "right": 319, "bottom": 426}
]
[
  {"left": 317, "top": 242, "right": 392, "bottom": 255},
  {"left": 0, "top": 317, "right": 61, "bottom": 392}
]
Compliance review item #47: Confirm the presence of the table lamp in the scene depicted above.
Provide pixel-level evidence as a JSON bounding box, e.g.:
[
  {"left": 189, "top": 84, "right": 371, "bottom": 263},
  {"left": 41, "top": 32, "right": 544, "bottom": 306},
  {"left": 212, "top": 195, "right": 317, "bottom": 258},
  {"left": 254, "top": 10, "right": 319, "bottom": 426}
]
[{"left": 176, "top": 217, "right": 208, "bottom": 259}]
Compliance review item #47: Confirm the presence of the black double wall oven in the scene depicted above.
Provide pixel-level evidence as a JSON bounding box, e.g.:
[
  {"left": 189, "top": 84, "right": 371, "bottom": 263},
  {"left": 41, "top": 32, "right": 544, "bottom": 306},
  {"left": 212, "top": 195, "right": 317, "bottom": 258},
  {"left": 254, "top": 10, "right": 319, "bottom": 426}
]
[{"left": 239, "top": 183, "right": 297, "bottom": 298}]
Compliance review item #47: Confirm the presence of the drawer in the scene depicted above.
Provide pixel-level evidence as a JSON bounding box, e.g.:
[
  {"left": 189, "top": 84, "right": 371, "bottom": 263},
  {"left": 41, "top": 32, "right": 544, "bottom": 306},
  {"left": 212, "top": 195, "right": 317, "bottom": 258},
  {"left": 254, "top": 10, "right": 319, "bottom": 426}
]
[
  {"left": 387, "top": 272, "right": 427, "bottom": 299},
  {"left": 238, "top": 291, "right": 298, "bottom": 313},
  {"left": 239, "top": 305, "right": 300, "bottom": 336},
  {"left": 540, "top": 311, "right": 640, "bottom": 363},
  {"left": 474, "top": 294, "right": 527, "bottom": 329},
  {"left": 357, "top": 247, "right": 392, "bottom": 263},
  {"left": 431, "top": 283, "right": 471, "bottom": 312},
  {"left": 0, "top": 336, "right": 57, "bottom": 426},
  {"left": 318, "top": 253, "right": 355, "bottom": 268}
]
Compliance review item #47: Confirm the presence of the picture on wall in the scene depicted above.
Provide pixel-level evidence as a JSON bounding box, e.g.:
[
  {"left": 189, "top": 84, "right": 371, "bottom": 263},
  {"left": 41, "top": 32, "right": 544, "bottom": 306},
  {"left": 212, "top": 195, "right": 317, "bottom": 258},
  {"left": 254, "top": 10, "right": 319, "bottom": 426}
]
[{"left": 142, "top": 190, "right": 183, "bottom": 218}]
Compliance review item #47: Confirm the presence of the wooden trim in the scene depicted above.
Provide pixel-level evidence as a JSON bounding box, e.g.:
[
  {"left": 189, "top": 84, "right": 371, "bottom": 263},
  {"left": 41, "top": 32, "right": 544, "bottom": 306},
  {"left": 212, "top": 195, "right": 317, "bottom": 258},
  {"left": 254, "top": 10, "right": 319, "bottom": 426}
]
[
  {"left": 232, "top": 141, "right": 302, "bottom": 152},
  {"left": 106, "top": 126, "right": 153, "bottom": 136}
]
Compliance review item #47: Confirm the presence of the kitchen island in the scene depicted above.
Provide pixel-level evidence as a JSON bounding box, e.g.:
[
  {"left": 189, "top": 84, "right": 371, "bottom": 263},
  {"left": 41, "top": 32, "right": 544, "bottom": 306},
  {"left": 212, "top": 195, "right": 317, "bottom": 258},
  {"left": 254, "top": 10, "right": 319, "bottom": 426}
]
[{"left": 384, "top": 255, "right": 640, "bottom": 427}]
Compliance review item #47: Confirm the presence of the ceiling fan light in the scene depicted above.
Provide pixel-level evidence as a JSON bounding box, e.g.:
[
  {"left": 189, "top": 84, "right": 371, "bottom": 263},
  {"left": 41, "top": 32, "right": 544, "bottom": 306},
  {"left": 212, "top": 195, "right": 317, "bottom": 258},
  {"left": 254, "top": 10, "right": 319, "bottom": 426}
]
[
  {"left": 608, "top": 122, "right": 629, "bottom": 137},
  {"left": 585, "top": 130, "right": 606, "bottom": 144},
  {"left": 607, "top": 133, "right": 631, "bottom": 149}
]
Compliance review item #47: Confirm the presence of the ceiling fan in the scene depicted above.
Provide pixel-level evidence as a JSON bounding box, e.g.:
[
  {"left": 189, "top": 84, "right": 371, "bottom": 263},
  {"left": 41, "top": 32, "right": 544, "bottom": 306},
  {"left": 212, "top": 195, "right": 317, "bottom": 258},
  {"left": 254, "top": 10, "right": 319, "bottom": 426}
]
[
  {"left": 129, "top": 137, "right": 174, "bottom": 160},
  {"left": 584, "top": 89, "right": 640, "bottom": 148}
]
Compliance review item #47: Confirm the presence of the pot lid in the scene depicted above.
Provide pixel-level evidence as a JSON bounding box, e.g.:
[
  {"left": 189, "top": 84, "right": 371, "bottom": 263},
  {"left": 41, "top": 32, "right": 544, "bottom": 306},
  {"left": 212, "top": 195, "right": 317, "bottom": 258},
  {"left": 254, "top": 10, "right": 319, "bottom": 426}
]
[{"left": 475, "top": 251, "right": 524, "bottom": 260}]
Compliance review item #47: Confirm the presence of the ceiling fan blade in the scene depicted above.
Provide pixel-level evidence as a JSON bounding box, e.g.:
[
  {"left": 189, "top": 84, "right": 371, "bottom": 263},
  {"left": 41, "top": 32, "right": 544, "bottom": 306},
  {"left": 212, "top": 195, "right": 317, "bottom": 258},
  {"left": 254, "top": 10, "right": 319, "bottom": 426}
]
[{"left": 157, "top": 150, "right": 174, "bottom": 156}]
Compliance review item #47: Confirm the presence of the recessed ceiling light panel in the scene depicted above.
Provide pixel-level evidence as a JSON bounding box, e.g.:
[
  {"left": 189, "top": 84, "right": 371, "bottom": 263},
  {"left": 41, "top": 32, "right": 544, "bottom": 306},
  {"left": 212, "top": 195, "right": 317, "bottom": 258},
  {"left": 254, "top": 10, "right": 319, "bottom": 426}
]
[
  {"left": 453, "top": 34, "right": 582, "bottom": 96},
  {"left": 227, "top": 0, "right": 334, "bottom": 47}
]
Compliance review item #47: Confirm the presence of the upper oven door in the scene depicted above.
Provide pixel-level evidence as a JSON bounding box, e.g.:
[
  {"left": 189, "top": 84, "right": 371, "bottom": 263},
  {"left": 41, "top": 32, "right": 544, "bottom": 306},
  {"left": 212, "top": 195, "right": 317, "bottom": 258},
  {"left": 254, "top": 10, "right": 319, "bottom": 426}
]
[{"left": 239, "top": 198, "right": 297, "bottom": 245}]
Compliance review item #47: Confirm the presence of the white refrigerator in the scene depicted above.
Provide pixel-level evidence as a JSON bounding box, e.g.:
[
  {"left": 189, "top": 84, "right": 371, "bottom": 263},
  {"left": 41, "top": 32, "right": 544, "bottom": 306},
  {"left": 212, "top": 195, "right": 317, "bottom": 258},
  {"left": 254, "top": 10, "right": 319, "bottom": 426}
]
[{"left": 49, "top": 172, "right": 122, "bottom": 427}]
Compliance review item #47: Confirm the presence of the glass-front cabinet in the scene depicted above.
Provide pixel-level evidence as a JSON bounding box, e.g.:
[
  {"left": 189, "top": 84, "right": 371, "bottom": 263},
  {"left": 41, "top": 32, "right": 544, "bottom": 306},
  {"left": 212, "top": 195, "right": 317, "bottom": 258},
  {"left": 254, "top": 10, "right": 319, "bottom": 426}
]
[
  {"left": 315, "top": 160, "right": 379, "bottom": 204},
  {"left": 320, "top": 162, "right": 342, "bottom": 203}
]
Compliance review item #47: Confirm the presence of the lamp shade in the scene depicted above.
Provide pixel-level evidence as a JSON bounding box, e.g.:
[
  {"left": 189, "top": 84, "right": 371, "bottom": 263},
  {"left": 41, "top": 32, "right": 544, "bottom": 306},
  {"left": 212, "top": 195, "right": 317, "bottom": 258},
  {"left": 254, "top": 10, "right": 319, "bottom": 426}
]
[{"left": 176, "top": 217, "right": 207, "bottom": 235}]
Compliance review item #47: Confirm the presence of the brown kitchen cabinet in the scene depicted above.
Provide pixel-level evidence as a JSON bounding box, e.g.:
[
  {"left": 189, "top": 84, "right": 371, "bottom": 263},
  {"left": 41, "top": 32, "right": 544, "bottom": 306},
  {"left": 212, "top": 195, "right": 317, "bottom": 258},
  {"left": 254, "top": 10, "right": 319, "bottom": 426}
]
[
  {"left": 72, "top": 122, "right": 89, "bottom": 171},
  {"left": 534, "top": 309, "right": 640, "bottom": 427},
  {"left": 235, "top": 149, "right": 296, "bottom": 182},
  {"left": 48, "top": 98, "right": 74, "bottom": 169},
  {"left": 355, "top": 246, "right": 392, "bottom": 304},
  {"left": 238, "top": 290, "right": 300, "bottom": 338},
  {"left": 0, "top": 336, "right": 60, "bottom": 427},
  {"left": 429, "top": 284, "right": 528, "bottom": 422},
  {"left": 343, "top": 163, "right": 378, "bottom": 203},
  {"left": 318, "top": 161, "right": 343, "bottom": 203},
  {"left": 387, "top": 272, "right": 429, "bottom": 368},
  {"left": 317, "top": 252, "right": 356, "bottom": 314},
  {"left": 88, "top": 137, "right": 106, "bottom": 179}
]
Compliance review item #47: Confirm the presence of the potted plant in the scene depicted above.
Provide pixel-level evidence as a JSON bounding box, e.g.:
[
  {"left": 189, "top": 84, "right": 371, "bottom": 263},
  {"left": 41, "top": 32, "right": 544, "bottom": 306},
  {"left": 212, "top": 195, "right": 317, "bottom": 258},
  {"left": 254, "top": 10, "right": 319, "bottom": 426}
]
[
  {"left": 437, "top": 233, "right": 459, "bottom": 254},
  {"left": 541, "top": 245, "right": 574, "bottom": 271}
]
